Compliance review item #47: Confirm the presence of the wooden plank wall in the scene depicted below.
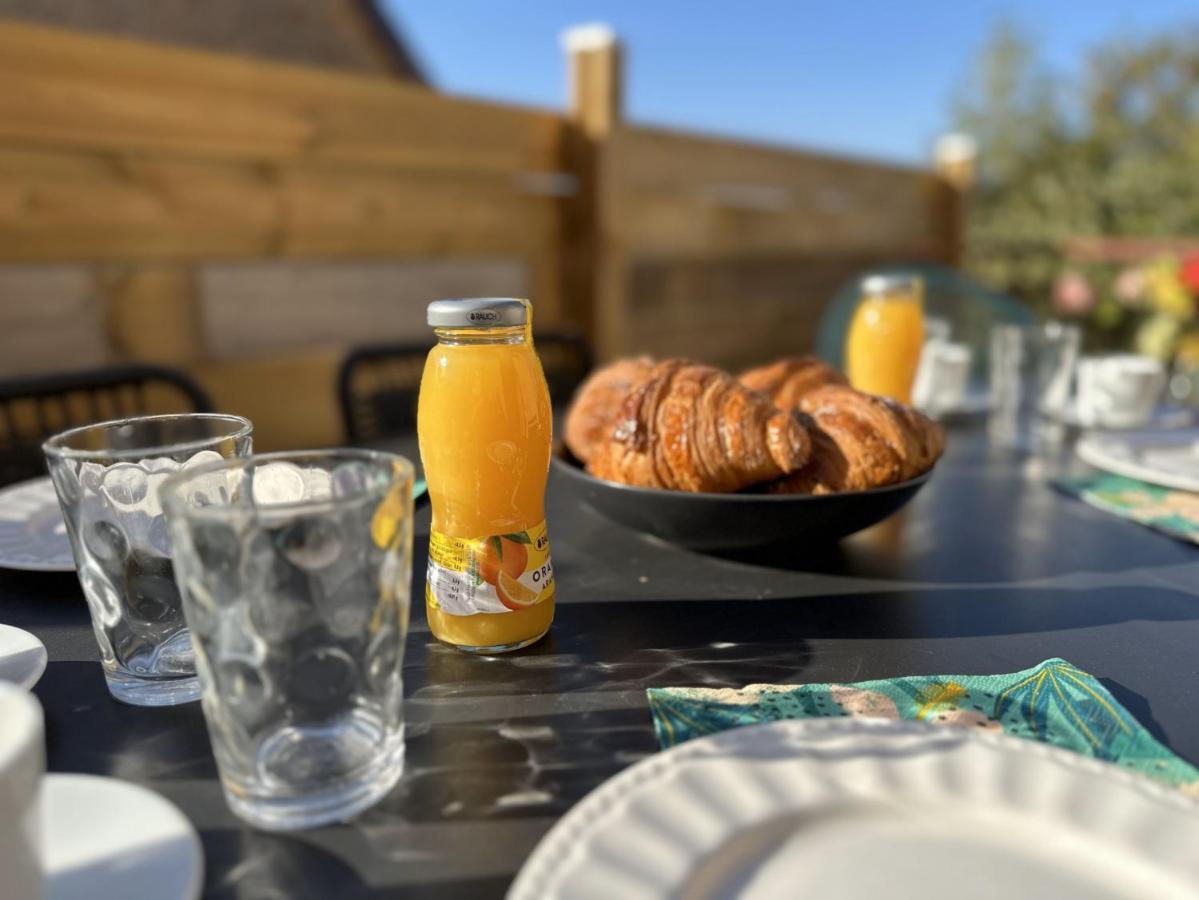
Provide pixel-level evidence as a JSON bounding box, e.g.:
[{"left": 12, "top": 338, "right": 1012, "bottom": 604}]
[
  {"left": 593, "top": 124, "right": 959, "bottom": 368},
  {"left": 0, "top": 21, "right": 961, "bottom": 441},
  {"left": 0, "top": 20, "right": 576, "bottom": 447},
  {"left": 0, "top": 19, "right": 570, "bottom": 319}
]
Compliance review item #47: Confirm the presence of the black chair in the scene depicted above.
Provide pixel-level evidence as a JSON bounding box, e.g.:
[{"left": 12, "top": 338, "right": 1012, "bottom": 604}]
[
  {"left": 338, "top": 332, "right": 593, "bottom": 445},
  {"left": 338, "top": 341, "right": 430, "bottom": 446},
  {"left": 0, "top": 364, "right": 213, "bottom": 487}
]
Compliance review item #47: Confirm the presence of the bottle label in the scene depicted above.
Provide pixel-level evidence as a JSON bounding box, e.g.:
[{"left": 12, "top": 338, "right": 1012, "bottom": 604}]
[{"left": 426, "top": 520, "right": 554, "bottom": 616}]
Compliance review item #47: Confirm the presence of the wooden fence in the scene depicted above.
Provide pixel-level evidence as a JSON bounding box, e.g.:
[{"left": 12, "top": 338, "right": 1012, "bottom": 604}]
[
  {"left": 594, "top": 123, "right": 958, "bottom": 365},
  {"left": 0, "top": 18, "right": 567, "bottom": 304},
  {"left": 0, "top": 20, "right": 960, "bottom": 446}
]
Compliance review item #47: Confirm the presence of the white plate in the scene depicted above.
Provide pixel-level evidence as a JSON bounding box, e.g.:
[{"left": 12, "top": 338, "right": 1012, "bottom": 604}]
[
  {"left": 0, "top": 624, "right": 47, "bottom": 688},
  {"left": 0, "top": 476, "right": 74, "bottom": 571},
  {"left": 1061, "top": 405, "right": 1194, "bottom": 431},
  {"left": 510, "top": 718, "right": 1199, "bottom": 900},
  {"left": 1077, "top": 430, "right": 1199, "bottom": 493},
  {"left": 43, "top": 773, "right": 203, "bottom": 900}
]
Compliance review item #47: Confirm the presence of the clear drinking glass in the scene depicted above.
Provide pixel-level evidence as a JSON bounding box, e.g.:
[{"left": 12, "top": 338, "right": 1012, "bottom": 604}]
[
  {"left": 160, "top": 450, "right": 414, "bottom": 831},
  {"left": 989, "top": 322, "right": 1081, "bottom": 449},
  {"left": 43, "top": 414, "right": 253, "bottom": 706}
]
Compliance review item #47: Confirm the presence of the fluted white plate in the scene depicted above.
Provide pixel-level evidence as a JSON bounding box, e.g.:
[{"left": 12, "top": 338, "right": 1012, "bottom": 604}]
[
  {"left": 43, "top": 774, "right": 203, "bottom": 900},
  {"left": 1077, "top": 430, "right": 1199, "bottom": 493},
  {"left": 510, "top": 718, "right": 1199, "bottom": 900},
  {"left": 0, "top": 476, "right": 74, "bottom": 571}
]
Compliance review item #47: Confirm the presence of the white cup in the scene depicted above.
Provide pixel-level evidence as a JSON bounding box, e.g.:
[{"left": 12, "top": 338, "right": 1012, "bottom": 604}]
[
  {"left": 1076, "top": 354, "right": 1166, "bottom": 429},
  {"left": 913, "top": 341, "right": 972, "bottom": 417},
  {"left": 0, "top": 683, "right": 44, "bottom": 899}
]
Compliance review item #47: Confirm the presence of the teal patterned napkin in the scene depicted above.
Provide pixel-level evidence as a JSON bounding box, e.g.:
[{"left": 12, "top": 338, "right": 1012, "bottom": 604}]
[
  {"left": 1056, "top": 474, "right": 1199, "bottom": 545},
  {"left": 647, "top": 658, "right": 1199, "bottom": 793}
]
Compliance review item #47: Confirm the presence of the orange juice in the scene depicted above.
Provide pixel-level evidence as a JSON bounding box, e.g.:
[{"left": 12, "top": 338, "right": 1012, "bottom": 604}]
[
  {"left": 418, "top": 298, "right": 554, "bottom": 653},
  {"left": 845, "top": 274, "right": 925, "bottom": 403}
]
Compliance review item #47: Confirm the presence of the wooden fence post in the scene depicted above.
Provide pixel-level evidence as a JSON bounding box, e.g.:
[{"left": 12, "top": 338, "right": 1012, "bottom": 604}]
[
  {"left": 933, "top": 133, "right": 977, "bottom": 266},
  {"left": 567, "top": 24, "right": 622, "bottom": 140},
  {"left": 564, "top": 24, "right": 625, "bottom": 360},
  {"left": 103, "top": 267, "right": 204, "bottom": 365}
]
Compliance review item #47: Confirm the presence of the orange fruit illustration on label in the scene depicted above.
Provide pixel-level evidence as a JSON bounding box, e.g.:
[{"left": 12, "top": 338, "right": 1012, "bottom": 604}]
[
  {"left": 370, "top": 483, "right": 408, "bottom": 549},
  {"left": 496, "top": 570, "right": 539, "bottom": 610},
  {"left": 478, "top": 535, "right": 528, "bottom": 586}
]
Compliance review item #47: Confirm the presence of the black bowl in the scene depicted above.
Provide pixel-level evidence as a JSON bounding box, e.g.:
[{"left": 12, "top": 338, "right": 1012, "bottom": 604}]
[{"left": 552, "top": 447, "right": 933, "bottom": 551}]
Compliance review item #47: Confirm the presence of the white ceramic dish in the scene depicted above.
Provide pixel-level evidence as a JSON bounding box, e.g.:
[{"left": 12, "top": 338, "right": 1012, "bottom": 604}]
[
  {"left": 0, "top": 476, "right": 74, "bottom": 571},
  {"left": 43, "top": 773, "right": 203, "bottom": 900},
  {"left": 1075, "top": 354, "right": 1168, "bottom": 429},
  {"left": 0, "top": 624, "right": 47, "bottom": 688},
  {"left": 1062, "top": 405, "right": 1193, "bottom": 431},
  {"left": 941, "top": 393, "right": 1192, "bottom": 429},
  {"left": 509, "top": 718, "right": 1199, "bottom": 900},
  {"left": 1077, "top": 430, "right": 1199, "bottom": 493},
  {"left": 0, "top": 684, "right": 44, "bottom": 898}
]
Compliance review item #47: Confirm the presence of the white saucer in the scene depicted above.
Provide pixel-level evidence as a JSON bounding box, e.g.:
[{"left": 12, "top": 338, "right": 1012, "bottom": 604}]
[
  {"left": 511, "top": 718, "right": 1199, "bottom": 900},
  {"left": 1077, "top": 430, "right": 1199, "bottom": 493},
  {"left": 0, "top": 624, "right": 47, "bottom": 688},
  {"left": 0, "top": 476, "right": 74, "bottom": 571},
  {"left": 43, "top": 774, "right": 203, "bottom": 900},
  {"left": 1062, "top": 405, "right": 1194, "bottom": 431}
]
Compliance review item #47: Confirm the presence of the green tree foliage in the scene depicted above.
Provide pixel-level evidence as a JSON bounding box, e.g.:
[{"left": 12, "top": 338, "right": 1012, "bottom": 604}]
[{"left": 954, "top": 21, "right": 1199, "bottom": 311}]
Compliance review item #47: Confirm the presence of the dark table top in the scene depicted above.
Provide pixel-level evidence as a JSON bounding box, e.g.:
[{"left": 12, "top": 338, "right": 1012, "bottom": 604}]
[{"left": 4, "top": 426, "right": 1198, "bottom": 898}]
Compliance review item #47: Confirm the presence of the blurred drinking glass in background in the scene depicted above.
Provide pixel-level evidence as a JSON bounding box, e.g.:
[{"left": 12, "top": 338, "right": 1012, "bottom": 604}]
[
  {"left": 988, "top": 322, "right": 1080, "bottom": 450},
  {"left": 846, "top": 274, "right": 925, "bottom": 404},
  {"left": 913, "top": 343, "right": 973, "bottom": 419},
  {"left": 43, "top": 414, "right": 253, "bottom": 706},
  {"left": 923, "top": 317, "right": 952, "bottom": 346},
  {"left": 1169, "top": 359, "right": 1199, "bottom": 407},
  {"left": 161, "top": 450, "right": 413, "bottom": 831},
  {"left": 912, "top": 316, "right": 973, "bottom": 419}
]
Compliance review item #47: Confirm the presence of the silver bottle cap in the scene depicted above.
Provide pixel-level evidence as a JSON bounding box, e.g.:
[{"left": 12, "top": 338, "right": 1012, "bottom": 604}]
[
  {"left": 426, "top": 298, "right": 527, "bottom": 328},
  {"left": 861, "top": 274, "right": 923, "bottom": 297}
]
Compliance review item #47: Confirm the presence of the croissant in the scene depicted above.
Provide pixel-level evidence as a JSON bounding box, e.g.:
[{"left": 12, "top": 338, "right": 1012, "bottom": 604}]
[
  {"left": 769, "top": 412, "right": 850, "bottom": 494},
  {"left": 770, "top": 384, "right": 944, "bottom": 493},
  {"left": 563, "top": 356, "right": 655, "bottom": 463},
  {"left": 739, "top": 356, "right": 848, "bottom": 408},
  {"left": 587, "top": 359, "right": 812, "bottom": 492}
]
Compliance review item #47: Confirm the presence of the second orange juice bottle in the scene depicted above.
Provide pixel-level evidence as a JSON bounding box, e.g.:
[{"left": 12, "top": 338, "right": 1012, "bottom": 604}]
[
  {"left": 845, "top": 274, "right": 925, "bottom": 404},
  {"left": 417, "top": 298, "right": 555, "bottom": 653}
]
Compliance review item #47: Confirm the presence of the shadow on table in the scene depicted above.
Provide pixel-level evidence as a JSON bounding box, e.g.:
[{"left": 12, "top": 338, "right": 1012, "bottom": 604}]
[
  {"left": 201, "top": 825, "right": 511, "bottom": 899},
  {"left": 36, "top": 661, "right": 217, "bottom": 780},
  {"left": 0, "top": 568, "right": 83, "bottom": 611},
  {"left": 399, "top": 582, "right": 1199, "bottom": 714},
  {"left": 707, "top": 539, "right": 859, "bottom": 576},
  {"left": 409, "top": 620, "right": 815, "bottom": 698},
  {"left": 1098, "top": 678, "right": 1171, "bottom": 747},
  {"left": 687, "top": 460, "right": 1196, "bottom": 583},
  {"left": 562, "top": 583, "right": 1199, "bottom": 642}
]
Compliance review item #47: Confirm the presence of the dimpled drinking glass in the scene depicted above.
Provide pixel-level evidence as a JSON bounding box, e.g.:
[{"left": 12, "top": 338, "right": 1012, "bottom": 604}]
[
  {"left": 43, "top": 414, "right": 253, "bottom": 706},
  {"left": 160, "top": 450, "right": 413, "bottom": 831}
]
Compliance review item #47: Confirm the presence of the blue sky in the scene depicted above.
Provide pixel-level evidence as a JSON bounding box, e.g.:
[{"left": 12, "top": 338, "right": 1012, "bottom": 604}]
[{"left": 380, "top": 1, "right": 1199, "bottom": 166}]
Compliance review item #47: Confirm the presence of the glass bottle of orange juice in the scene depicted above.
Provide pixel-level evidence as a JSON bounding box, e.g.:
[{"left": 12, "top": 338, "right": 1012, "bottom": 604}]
[
  {"left": 418, "top": 298, "right": 555, "bottom": 653},
  {"left": 845, "top": 274, "right": 925, "bottom": 403}
]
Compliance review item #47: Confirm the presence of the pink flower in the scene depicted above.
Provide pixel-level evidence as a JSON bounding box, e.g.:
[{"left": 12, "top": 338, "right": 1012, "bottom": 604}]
[
  {"left": 1181, "top": 253, "right": 1199, "bottom": 299},
  {"left": 1114, "top": 266, "right": 1146, "bottom": 306},
  {"left": 1052, "top": 271, "right": 1096, "bottom": 317}
]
